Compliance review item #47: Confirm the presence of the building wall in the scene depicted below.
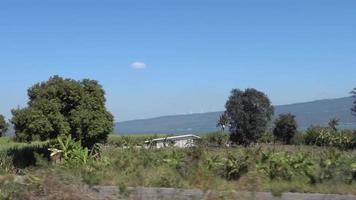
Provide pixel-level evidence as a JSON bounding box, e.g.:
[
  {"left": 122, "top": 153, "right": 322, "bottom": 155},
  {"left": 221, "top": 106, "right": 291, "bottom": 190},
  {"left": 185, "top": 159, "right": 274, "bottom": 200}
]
[{"left": 154, "top": 138, "right": 195, "bottom": 148}]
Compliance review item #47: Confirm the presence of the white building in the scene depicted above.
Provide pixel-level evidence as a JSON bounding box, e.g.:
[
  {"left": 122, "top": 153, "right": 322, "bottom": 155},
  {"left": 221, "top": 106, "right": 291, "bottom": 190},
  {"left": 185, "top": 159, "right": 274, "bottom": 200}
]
[{"left": 144, "top": 134, "right": 201, "bottom": 149}]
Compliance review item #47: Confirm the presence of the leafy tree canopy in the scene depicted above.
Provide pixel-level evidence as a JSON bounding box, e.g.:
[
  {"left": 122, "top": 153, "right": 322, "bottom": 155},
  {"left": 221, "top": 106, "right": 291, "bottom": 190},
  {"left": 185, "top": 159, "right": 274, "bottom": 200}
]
[
  {"left": 11, "top": 75, "right": 114, "bottom": 147},
  {"left": 225, "top": 88, "right": 274, "bottom": 145},
  {"left": 0, "top": 114, "right": 8, "bottom": 137},
  {"left": 273, "top": 113, "right": 298, "bottom": 144}
]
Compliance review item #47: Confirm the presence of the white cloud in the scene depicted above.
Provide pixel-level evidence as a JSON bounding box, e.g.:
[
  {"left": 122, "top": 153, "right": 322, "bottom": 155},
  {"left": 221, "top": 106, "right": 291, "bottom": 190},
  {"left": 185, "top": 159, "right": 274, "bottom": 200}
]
[{"left": 131, "top": 62, "right": 147, "bottom": 70}]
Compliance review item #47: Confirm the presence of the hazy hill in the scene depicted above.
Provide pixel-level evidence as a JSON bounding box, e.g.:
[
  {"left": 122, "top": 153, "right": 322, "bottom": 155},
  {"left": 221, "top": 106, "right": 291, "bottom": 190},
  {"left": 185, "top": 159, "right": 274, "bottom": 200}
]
[{"left": 115, "top": 97, "right": 356, "bottom": 134}]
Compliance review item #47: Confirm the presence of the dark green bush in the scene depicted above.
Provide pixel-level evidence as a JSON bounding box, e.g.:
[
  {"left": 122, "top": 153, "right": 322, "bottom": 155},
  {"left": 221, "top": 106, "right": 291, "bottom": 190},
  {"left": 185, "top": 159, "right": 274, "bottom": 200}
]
[
  {"left": 304, "top": 126, "right": 325, "bottom": 145},
  {"left": 273, "top": 113, "right": 298, "bottom": 145}
]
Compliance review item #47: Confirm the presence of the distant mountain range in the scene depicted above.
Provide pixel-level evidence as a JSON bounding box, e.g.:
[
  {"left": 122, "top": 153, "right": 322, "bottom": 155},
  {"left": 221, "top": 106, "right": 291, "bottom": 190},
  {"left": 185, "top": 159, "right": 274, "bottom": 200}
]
[{"left": 115, "top": 97, "right": 356, "bottom": 134}]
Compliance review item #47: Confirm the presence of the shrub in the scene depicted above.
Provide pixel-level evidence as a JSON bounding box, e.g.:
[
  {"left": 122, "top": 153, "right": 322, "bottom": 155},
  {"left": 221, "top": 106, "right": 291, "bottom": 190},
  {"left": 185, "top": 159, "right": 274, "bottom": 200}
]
[
  {"left": 224, "top": 152, "right": 249, "bottom": 180},
  {"left": 315, "top": 129, "right": 355, "bottom": 150},
  {"left": 163, "top": 149, "right": 185, "bottom": 170},
  {"left": 0, "top": 152, "right": 14, "bottom": 174},
  {"left": 49, "top": 135, "right": 90, "bottom": 165},
  {"left": 304, "top": 126, "right": 355, "bottom": 150},
  {"left": 332, "top": 130, "right": 355, "bottom": 150},
  {"left": 257, "top": 151, "right": 313, "bottom": 181},
  {"left": 315, "top": 129, "right": 334, "bottom": 147},
  {"left": 316, "top": 149, "right": 341, "bottom": 182},
  {"left": 353, "top": 132, "right": 356, "bottom": 149},
  {"left": 304, "top": 126, "right": 325, "bottom": 145},
  {"left": 206, "top": 155, "right": 224, "bottom": 172},
  {"left": 314, "top": 149, "right": 356, "bottom": 184},
  {"left": 352, "top": 162, "right": 356, "bottom": 181}
]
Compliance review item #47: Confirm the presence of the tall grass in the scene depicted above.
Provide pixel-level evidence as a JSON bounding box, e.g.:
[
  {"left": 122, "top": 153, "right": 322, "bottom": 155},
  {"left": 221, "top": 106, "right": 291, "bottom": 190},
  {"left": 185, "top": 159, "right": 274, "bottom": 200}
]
[
  {"left": 0, "top": 137, "right": 49, "bottom": 173},
  {"left": 0, "top": 136, "right": 355, "bottom": 196}
]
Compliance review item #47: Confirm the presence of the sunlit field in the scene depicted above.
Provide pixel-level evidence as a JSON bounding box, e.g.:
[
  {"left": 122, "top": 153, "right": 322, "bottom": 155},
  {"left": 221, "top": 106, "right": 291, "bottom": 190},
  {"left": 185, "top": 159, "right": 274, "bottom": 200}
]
[{"left": 0, "top": 134, "right": 355, "bottom": 199}]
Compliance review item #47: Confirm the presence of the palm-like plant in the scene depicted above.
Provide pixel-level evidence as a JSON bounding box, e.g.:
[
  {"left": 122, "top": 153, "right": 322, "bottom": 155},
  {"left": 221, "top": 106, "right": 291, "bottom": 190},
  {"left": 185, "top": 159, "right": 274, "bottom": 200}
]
[
  {"left": 216, "top": 114, "right": 230, "bottom": 133},
  {"left": 328, "top": 118, "right": 339, "bottom": 132},
  {"left": 225, "top": 153, "right": 248, "bottom": 180}
]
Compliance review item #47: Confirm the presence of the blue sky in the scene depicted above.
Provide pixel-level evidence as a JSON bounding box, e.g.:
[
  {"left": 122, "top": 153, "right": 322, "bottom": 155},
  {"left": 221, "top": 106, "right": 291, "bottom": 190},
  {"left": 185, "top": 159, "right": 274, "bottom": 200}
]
[{"left": 0, "top": 0, "right": 356, "bottom": 121}]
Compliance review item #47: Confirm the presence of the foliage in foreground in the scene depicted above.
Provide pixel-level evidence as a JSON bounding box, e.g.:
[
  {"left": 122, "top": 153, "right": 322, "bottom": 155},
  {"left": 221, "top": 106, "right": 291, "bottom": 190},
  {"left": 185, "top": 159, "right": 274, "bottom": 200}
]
[
  {"left": 0, "top": 135, "right": 356, "bottom": 197},
  {"left": 64, "top": 146, "right": 356, "bottom": 195}
]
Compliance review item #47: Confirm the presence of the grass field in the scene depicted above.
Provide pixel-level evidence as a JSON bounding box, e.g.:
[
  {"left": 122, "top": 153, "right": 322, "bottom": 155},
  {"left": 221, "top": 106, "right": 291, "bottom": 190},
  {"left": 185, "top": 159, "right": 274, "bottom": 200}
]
[{"left": 0, "top": 135, "right": 355, "bottom": 199}]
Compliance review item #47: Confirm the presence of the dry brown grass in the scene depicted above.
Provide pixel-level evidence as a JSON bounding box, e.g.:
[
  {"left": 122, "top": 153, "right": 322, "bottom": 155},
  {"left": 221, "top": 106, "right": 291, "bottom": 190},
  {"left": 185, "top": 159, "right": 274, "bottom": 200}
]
[{"left": 23, "top": 175, "right": 102, "bottom": 200}]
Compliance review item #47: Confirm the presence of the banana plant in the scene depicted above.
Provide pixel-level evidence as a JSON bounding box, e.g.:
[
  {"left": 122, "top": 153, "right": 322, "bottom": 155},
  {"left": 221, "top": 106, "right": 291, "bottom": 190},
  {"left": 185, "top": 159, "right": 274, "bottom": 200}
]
[
  {"left": 224, "top": 153, "right": 248, "bottom": 180},
  {"left": 49, "top": 135, "right": 90, "bottom": 165}
]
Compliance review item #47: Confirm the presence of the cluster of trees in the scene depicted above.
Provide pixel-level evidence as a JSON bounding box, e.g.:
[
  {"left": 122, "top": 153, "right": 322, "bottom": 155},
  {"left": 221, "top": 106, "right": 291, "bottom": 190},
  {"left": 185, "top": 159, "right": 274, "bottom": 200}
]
[
  {"left": 1, "top": 76, "right": 114, "bottom": 148},
  {"left": 217, "top": 87, "right": 356, "bottom": 146},
  {"left": 1, "top": 78, "right": 356, "bottom": 148}
]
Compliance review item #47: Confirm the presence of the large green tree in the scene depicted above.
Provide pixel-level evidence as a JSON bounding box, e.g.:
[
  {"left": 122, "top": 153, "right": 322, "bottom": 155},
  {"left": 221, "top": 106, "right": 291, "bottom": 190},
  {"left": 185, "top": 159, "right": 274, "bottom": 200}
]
[
  {"left": 11, "top": 76, "right": 114, "bottom": 147},
  {"left": 0, "top": 114, "right": 8, "bottom": 137},
  {"left": 225, "top": 88, "right": 274, "bottom": 145},
  {"left": 273, "top": 113, "right": 298, "bottom": 144}
]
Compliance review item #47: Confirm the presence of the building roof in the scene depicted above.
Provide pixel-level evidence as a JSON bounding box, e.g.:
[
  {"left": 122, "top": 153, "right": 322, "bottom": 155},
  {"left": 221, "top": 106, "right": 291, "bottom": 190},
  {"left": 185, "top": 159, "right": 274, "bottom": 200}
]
[{"left": 145, "top": 134, "right": 201, "bottom": 143}]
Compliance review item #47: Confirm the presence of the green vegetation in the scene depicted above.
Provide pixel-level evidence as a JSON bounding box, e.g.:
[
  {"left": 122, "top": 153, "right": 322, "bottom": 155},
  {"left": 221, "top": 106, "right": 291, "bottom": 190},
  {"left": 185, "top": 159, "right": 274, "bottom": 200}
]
[
  {"left": 225, "top": 88, "right": 274, "bottom": 145},
  {"left": 0, "top": 115, "right": 8, "bottom": 137},
  {"left": 304, "top": 126, "right": 356, "bottom": 150},
  {"left": 328, "top": 118, "right": 340, "bottom": 132},
  {"left": 216, "top": 113, "right": 229, "bottom": 133},
  {"left": 0, "top": 136, "right": 355, "bottom": 199},
  {"left": 0, "top": 137, "right": 49, "bottom": 172},
  {"left": 107, "top": 134, "right": 171, "bottom": 147},
  {"left": 11, "top": 75, "right": 114, "bottom": 148},
  {"left": 1, "top": 78, "right": 356, "bottom": 199},
  {"left": 273, "top": 113, "right": 298, "bottom": 144}
]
